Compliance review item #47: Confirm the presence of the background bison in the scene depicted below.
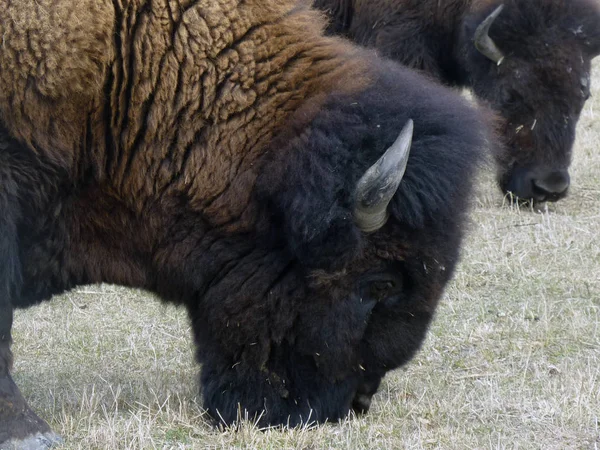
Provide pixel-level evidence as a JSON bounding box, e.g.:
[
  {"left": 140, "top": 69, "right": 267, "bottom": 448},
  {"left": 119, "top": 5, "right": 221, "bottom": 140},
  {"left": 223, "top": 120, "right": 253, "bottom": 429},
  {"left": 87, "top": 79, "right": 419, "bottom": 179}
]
[
  {"left": 0, "top": 0, "right": 489, "bottom": 448},
  {"left": 314, "top": 0, "right": 600, "bottom": 204}
]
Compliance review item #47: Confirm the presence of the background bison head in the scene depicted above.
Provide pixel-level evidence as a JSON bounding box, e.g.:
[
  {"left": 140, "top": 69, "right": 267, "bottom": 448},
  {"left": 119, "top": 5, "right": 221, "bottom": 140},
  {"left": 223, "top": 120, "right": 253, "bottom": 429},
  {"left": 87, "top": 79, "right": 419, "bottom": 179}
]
[{"left": 461, "top": 0, "right": 600, "bottom": 204}]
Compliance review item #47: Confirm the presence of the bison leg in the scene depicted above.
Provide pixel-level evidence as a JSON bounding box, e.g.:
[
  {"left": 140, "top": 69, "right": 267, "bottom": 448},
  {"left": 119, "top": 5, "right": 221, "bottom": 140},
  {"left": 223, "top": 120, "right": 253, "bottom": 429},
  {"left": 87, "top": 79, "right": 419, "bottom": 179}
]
[
  {"left": 0, "top": 367, "right": 62, "bottom": 450},
  {"left": 0, "top": 147, "right": 61, "bottom": 449}
]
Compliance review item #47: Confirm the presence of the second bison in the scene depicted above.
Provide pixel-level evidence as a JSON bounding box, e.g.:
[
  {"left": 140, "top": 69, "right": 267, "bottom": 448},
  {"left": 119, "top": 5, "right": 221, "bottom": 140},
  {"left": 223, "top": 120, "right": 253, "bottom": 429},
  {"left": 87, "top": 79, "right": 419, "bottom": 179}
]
[{"left": 315, "top": 0, "right": 600, "bottom": 203}]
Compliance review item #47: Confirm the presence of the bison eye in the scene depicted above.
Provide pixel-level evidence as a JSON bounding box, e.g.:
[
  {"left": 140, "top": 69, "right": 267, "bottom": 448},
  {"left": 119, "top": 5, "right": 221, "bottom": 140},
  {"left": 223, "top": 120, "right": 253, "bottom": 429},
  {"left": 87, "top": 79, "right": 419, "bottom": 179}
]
[
  {"left": 502, "top": 89, "right": 522, "bottom": 105},
  {"left": 361, "top": 278, "right": 402, "bottom": 302},
  {"left": 369, "top": 280, "right": 395, "bottom": 299},
  {"left": 359, "top": 263, "right": 407, "bottom": 302}
]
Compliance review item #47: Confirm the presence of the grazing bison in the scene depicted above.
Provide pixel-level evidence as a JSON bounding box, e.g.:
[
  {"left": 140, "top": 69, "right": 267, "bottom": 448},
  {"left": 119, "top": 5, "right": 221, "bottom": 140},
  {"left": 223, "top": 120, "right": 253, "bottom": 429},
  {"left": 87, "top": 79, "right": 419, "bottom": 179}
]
[
  {"left": 314, "top": 0, "right": 600, "bottom": 204},
  {"left": 0, "top": 0, "right": 488, "bottom": 447}
]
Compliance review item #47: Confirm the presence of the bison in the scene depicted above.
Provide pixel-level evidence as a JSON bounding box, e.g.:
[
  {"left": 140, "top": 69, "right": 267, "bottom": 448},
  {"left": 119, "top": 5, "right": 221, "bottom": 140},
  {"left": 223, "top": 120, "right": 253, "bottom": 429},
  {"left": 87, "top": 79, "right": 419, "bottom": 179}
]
[
  {"left": 314, "top": 0, "right": 600, "bottom": 204},
  {"left": 0, "top": 0, "right": 489, "bottom": 447}
]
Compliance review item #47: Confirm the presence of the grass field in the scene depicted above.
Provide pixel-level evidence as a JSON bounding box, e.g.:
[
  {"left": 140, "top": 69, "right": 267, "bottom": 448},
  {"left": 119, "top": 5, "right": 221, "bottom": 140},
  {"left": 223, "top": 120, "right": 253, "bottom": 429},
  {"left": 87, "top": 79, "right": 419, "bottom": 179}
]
[{"left": 10, "top": 61, "right": 600, "bottom": 450}]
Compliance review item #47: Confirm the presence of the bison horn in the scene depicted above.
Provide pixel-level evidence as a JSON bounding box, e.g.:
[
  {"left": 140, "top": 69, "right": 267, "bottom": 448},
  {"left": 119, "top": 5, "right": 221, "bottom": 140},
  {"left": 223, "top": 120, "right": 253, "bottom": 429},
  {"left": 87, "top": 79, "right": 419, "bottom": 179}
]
[
  {"left": 353, "top": 119, "right": 413, "bottom": 233},
  {"left": 474, "top": 5, "right": 505, "bottom": 65}
]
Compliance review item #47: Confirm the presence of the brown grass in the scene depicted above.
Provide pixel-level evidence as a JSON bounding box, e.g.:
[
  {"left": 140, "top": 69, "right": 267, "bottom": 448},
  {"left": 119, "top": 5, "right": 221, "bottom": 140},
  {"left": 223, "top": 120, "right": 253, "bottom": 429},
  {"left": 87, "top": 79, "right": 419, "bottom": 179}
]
[{"left": 11, "top": 61, "right": 600, "bottom": 449}]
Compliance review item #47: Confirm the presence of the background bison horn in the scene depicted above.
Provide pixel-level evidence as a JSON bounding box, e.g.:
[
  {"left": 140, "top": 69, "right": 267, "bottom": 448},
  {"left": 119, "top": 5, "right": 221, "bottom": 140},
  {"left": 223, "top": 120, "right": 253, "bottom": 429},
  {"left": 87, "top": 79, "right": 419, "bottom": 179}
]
[
  {"left": 474, "top": 4, "right": 505, "bottom": 65},
  {"left": 353, "top": 119, "right": 413, "bottom": 233}
]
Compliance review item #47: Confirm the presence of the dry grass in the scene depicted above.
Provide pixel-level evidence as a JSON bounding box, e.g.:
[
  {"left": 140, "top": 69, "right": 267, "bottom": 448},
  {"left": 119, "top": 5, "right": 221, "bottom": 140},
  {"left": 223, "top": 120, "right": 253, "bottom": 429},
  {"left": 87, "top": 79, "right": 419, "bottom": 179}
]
[{"left": 11, "top": 61, "right": 600, "bottom": 449}]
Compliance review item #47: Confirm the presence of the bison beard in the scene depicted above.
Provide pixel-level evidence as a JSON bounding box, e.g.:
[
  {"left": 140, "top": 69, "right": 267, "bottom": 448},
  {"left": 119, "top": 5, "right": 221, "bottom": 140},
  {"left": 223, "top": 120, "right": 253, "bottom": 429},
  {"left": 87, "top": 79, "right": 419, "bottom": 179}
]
[
  {"left": 0, "top": 0, "right": 488, "bottom": 446},
  {"left": 314, "top": 0, "right": 600, "bottom": 204}
]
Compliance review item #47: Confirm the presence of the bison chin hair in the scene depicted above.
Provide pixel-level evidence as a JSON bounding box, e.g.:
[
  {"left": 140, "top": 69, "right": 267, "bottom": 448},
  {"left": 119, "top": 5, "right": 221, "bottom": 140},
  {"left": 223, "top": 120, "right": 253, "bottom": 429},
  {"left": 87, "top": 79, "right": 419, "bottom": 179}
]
[{"left": 200, "top": 343, "right": 361, "bottom": 428}]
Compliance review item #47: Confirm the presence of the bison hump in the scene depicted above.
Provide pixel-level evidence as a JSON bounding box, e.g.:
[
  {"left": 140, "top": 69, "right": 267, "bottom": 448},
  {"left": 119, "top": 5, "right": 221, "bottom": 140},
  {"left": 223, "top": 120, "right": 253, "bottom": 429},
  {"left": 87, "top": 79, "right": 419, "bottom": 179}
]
[{"left": 0, "top": 0, "right": 114, "bottom": 100}]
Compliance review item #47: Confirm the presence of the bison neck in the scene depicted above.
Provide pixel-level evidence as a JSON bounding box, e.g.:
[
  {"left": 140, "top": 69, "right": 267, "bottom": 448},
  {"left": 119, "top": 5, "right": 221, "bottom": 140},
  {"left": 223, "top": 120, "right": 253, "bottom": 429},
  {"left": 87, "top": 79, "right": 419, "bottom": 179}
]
[{"left": 14, "top": 175, "right": 296, "bottom": 310}]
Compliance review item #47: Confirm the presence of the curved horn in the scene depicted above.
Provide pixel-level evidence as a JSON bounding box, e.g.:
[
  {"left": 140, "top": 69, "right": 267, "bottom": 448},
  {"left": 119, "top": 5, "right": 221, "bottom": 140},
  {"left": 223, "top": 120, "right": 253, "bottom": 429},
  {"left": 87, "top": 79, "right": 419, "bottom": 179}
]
[
  {"left": 354, "top": 119, "right": 413, "bottom": 233},
  {"left": 474, "top": 4, "right": 505, "bottom": 65}
]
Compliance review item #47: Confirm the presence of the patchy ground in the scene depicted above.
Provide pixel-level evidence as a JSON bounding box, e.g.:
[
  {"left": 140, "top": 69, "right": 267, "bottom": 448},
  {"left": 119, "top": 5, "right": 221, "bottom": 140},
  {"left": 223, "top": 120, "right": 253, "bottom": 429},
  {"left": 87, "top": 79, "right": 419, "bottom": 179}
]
[{"left": 11, "top": 61, "right": 600, "bottom": 449}]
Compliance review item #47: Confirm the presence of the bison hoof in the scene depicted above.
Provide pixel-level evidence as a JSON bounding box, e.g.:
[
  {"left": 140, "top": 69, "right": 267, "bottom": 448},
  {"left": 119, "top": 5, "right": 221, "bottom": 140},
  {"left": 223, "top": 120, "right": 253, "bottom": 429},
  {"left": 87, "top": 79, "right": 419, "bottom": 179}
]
[
  {"left": 0, "top": 433, "right": 63, "bottom": 450},
  {"left": 0, "top": 373, "right": 61, "bottom": 450}
]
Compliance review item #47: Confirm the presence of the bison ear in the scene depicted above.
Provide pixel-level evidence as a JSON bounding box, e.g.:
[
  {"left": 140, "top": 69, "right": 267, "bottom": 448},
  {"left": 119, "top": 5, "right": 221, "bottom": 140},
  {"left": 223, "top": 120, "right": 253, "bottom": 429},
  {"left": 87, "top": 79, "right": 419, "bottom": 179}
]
[
  {"left": 284, "top": 203, "right": 363, "bottom": 271},
  {"left": 566, "top": 4, "right": 600, "bottom": 58},
  {"left": 571, "top": 22, "right": 600, "bottom": 57},
  {"left": 256, "top": 143, "right": 363, "bottom": 271}
]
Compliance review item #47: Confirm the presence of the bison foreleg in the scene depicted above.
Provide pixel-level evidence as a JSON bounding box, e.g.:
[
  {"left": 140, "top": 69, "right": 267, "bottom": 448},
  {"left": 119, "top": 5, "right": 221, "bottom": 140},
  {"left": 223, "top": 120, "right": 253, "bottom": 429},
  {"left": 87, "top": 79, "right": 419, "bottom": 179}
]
[{"left": 0, "top": 141, "right": 61, "bottom": 450}]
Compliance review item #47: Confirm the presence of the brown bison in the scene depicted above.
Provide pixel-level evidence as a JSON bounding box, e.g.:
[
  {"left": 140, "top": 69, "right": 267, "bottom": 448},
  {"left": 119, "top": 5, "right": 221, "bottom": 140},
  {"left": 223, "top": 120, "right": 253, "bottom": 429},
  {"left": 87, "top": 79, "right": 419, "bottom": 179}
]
[
  {"left": 314, "top": 0, "right": 600, "bottom": 204},
  {"left": 0, "top": 0, "right": 489, "bottom": 447}
]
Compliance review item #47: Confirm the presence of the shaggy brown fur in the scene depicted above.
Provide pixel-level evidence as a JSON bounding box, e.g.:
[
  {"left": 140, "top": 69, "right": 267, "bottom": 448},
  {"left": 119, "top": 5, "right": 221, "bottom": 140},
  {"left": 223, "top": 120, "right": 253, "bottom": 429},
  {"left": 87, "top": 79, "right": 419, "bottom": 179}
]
[{"left": 0, "top": 0, "right": 368, "bottom": 188}]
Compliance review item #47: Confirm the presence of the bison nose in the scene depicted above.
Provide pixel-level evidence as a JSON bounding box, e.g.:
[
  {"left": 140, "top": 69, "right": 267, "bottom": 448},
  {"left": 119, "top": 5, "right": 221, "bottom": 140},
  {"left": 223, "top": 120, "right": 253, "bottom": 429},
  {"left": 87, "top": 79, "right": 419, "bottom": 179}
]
[
  {"left": 504, "top": 167, "right": 570, "bottom": 203},
  {"left": 531, "top": 170, "right": 570, "bottom": 202}
]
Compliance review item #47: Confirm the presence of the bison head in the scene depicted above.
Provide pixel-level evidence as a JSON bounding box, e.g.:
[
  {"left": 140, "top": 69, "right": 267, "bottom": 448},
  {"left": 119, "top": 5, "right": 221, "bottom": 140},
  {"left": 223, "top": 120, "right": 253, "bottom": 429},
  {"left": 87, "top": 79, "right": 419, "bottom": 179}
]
[
  {"left": 461, "top": 0, "right": 600, "bottom": 204},
  {"left": 192, "top": 67, "right": 486, "bottom": 427}
]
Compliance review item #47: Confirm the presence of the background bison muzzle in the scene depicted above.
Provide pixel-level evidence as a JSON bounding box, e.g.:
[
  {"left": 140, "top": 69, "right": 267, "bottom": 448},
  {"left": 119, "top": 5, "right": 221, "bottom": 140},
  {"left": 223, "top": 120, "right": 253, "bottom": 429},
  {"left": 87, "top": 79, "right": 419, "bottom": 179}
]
[{"left": 0, "top": 0, "right": 489, "bottom": 447}]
